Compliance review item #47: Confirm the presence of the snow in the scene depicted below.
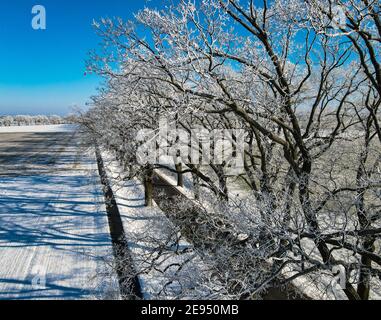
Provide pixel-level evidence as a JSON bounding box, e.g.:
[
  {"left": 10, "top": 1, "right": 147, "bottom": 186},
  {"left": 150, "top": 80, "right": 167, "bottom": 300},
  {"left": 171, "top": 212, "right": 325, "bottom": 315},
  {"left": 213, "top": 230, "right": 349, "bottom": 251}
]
[
  {"left": 154, "top": 161, "right": 352, "bottom": 300},
  {"left": 155, "top": 155, "right": 249, "bottom": 209},
  {"left": 155, "top": 169, "right": 194, "bottom": 199},
  {"left": 0, "top": 124, "right": 76, "bottom": 133},
  {"left": 103, "top": 154, "right": 225, "bottom": 299},
  {"left": 0, "top": 132, "right": 119, "bottom": 299},
  {"left": 155, "top": 156, "right": 196, "bottom": 199}
]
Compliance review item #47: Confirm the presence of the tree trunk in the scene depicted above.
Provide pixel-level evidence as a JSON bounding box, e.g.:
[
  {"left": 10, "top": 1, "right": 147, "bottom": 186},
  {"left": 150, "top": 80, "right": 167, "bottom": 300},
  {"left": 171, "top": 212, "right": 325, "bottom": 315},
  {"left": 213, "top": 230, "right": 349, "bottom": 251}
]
[
  {"left": 175, "top": 162, "right": 184, "bottom": 187},
  {"left": 144, "top": 166, "right": 154, "bottom": 207},
  {"left": 358, "top": 239, "right": 374, "bottom": 300},
  {"left": 356, "top": 145, "right": 373, "bottom": 300},
  {"left": 192, "top": 170, "right": 200, "bottom": 200},
  {"left": 298, "top": 158, "right": 360, "bottom": 300},
  {"left": 216, "top": 165, "right": 229, "bottom": 201}
]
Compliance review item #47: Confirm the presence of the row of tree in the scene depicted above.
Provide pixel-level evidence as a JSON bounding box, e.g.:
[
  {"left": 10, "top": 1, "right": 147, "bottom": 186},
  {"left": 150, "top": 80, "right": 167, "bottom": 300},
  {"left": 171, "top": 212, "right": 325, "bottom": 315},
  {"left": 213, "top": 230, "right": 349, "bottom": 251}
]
[
  {"left": 80, "top": 0, "right": 381, "bottom": 300},
  {"left": 0, "top": 115, "right": 68, "bottom": 127}
]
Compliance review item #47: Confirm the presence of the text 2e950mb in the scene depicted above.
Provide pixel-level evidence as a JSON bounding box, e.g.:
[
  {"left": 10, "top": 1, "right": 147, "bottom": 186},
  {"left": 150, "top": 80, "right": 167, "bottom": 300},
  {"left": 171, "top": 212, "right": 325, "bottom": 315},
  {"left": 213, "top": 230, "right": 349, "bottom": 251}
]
[{"left": 184, "top": 304, "right": 239, "bottom": 316}]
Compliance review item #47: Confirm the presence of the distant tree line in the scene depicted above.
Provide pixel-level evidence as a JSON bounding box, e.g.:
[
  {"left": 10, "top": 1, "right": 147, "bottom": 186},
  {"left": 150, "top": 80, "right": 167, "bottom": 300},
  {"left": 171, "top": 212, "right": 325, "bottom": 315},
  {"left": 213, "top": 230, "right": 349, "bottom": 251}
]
[{"left": 0, "top": 115, "right": 75, "bottom": 127}]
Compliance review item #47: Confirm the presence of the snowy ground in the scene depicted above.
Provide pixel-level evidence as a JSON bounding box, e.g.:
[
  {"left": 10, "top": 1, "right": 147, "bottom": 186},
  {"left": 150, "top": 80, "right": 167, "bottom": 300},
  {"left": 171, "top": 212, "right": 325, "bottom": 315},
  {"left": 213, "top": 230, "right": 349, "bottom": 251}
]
[
  {"left": 0, "top": 131, "right": 118, "bottom": 300},
  {"left": 103, "top": 155, "right": 225, "bottom": 299},
  {"left": 0, "top": 124, "right": 76, "bottom": 134}
]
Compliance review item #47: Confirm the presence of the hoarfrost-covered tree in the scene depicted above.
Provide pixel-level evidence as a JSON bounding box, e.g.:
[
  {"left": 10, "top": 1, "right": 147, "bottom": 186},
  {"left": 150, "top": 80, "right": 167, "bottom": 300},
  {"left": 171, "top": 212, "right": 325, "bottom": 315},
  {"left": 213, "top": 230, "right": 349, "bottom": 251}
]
[{"left": 81, "top": 0, "right": 381, "bottom": 300}]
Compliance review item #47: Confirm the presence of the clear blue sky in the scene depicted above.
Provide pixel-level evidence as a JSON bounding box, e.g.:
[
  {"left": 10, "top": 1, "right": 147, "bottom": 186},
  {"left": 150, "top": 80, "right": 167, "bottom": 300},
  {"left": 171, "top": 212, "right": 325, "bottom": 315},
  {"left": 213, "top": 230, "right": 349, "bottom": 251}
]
[{"left": 0, "top": 0, "right": 166, "bottom": 116}]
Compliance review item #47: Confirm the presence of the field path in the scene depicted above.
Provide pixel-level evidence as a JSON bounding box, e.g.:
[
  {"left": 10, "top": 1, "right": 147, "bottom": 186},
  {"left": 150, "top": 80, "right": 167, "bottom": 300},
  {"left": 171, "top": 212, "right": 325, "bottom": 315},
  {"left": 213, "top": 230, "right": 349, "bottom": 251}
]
[{"left": 0, "top": 132, "right": 117, "bottom": 299}]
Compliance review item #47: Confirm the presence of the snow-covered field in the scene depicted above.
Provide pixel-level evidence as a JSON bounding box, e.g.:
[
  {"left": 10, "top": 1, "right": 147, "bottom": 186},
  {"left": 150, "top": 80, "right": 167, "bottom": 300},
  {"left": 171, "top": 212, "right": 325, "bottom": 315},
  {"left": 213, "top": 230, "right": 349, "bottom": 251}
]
[
  {"left": 0, "top": 131, "right": 118, "bottom": 299},
  {"left": 0, "top": 124, "right": 76, "bottom": 133}
]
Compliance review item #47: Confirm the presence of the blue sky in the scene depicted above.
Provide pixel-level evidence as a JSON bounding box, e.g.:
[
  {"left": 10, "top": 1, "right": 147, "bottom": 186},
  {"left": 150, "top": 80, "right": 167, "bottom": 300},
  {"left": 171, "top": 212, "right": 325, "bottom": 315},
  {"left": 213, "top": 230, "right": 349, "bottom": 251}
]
[{"left": 0, "top": 0, "right": 166, "bottom": 116}]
